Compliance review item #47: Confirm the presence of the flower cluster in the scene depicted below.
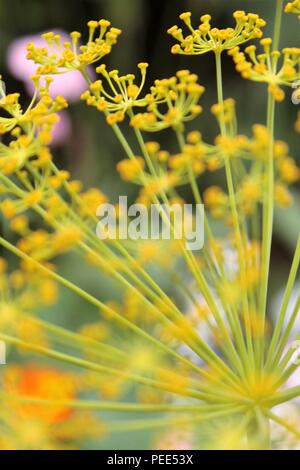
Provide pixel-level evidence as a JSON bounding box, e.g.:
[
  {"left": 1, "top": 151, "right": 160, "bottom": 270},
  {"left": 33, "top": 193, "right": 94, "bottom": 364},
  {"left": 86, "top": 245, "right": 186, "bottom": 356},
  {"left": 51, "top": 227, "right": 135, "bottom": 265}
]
[
  {"left": 168, "top": 11, "right": 266, "bottom": 56},
  {"left": 0, "top": 76, "right": 68, "bottom": 158},
  {"left": 204, "top": 124, "right": 300, "bottom": 220},
  {"left": 130, "top": 70, "right": 205, "bottom": 132},
  {"left": 26, "top": 20, "right": 121, "bottom": 74},
  {"left": 81, "top": 63, "right": 149, "bottom": 124},
  {"left": 0, "top": 257, "right": 57, "bottom": 346},
  {"left": 83, "top": 68, "right": 205, "bottom": 131},
  {"left": 285, "top": 1, "right": 300, "bottom": 19},
  {"left": 229, "top": 39, "right": 300, "bottom": 101},
  {"left": 211, "top": 98, "right": 237, "bottom": 134}
]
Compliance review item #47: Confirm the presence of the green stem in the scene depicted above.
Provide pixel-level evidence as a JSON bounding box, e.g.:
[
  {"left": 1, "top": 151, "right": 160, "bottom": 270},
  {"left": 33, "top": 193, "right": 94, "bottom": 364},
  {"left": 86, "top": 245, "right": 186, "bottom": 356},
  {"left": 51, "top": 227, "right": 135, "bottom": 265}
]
[
  {"left": 215, "top": 51, "right": 226, "bottom": 135},
  {"left": 81, "top": 67, "right": 92, "bottom": 85},
  {"left": 259, "top": 91, "right": 276, "bottom": 364},
  {"left": 266, "top": 235, "right": 300, "bottom": 369},
  {"left": 109, "top": 124, "right": 245, "bottom": 378},
  {"left": 269, "top": 385, "right": 300, "bottom": 406},
  {"left": 81, "top": 66, "right": 245, "bottom": 379},
  {"left": 247, "top": 408, "right": 270, "bottom": 450},
  {"left": 0, "top": 332, "right": 214, "bottom": 401},
  {"left": 176, "top": 130, "right": 213, "bottom": 241},
  {"left": 0, "top": 236, "right": 222, "bottom": 383},
  {"left": 107, "top": 405, "right": 246, "bottom": 433},
  {"left": 215, "top": 51, "right": 254, "bottom": 370},
  {"left": 273, "top": 0, "right": 284, "bottom": 51},
  {"left": 0, "top": 393, "right": 236, "bottom": 414},
  {"left": 264, "top": 408, "right": 300, "bottom": 440}
]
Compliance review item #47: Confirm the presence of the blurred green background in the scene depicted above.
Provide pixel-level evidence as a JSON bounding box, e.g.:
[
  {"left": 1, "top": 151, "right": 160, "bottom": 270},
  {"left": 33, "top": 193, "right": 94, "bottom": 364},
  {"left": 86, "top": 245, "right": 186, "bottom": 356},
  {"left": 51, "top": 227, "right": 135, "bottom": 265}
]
[{"left": 0, "top": 0, "right": 299, "bottom": 449}]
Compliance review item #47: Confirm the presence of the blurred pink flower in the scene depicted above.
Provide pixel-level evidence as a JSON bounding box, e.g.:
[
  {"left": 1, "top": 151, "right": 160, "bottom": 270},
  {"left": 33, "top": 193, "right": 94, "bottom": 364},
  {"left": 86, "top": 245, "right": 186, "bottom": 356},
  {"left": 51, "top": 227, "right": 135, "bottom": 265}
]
[
  {"left": 51, "top": 110, "right": 72, "bottom": 146},
  {"left": 7, "top": 31, "right": 87, "bottom": 102}
]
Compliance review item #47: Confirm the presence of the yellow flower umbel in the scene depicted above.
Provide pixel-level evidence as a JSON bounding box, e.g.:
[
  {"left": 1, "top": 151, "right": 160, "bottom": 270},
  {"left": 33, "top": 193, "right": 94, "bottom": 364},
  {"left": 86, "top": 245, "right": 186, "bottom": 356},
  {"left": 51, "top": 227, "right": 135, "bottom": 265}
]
[
  {"left": 0, "top": 256, "right": 58, "bottom": 347},
  {"left": 1, "top": 4, "right": 300, "bottom": 450},
  {"left": 285, "top": 0, "right": 300, "bottom": 19},
  {"left": 130, "top": 70, "right": 204, "bottom": 132},
  {"left": 211, "top": 98, "right": 238, "bottom": 135},
  {"left": 229, "top": 39, "right": 300, "bottom": 101},
  {"left": 81, "top": 63, "right": 149, "bottom": 124},
  {"left": 0, "top": 76, "right": 68, "bottom": 174},
  {"left": 168, "top": 11, "right": 266, "bottom": 56},
  {"left": 26, "top": 20, "right": 121, "bottom": 74},
  {"left": 202, "top": 120, "right": 300, "bottom": 221}
]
